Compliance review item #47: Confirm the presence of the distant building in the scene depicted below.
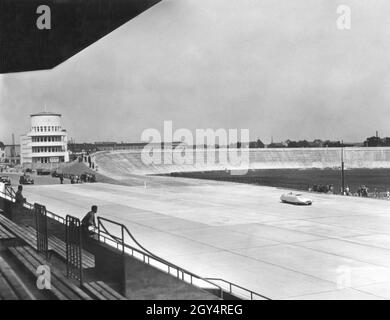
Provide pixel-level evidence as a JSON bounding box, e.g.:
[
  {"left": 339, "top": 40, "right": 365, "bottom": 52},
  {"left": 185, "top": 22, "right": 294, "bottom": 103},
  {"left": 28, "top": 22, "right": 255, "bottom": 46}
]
[
  {"left": 382, "top": 137, "right": 390, "bottom": 146},
  {"left": 67, "top": 142, "right": 97, "bottom": 154},
  {"left": 364, "top": 136, "right": 381, "bottom": 147},
  {"left": 4, "top": 144, "right": 21, "bottom": 164},
  {"left": 362, "top": 132, "right": 390, "bottom": 147},
  {"left": 364, "top": 136, "right": 390, "bottom": 147},
  {"left": 20, "top": 112, "right": 69, "bottom": 167},
  {"left": 0, "top": 141, "right": 21, "bottom": 165},
  {"left": 0, "top": 142, "right": 4, "bottom": 161}
]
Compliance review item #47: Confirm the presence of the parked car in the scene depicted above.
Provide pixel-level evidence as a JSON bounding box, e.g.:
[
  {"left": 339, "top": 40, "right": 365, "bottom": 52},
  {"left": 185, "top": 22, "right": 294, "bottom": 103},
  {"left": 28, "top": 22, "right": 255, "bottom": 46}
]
[
  {"left": 36, "top": 168, "right": 51, "bottom": 176},
  {"left": 80, "top": 173, "right": 97, "bottom": 183},
  {"left": 51, "top": 170, "right": 62, "bottom": 178},
  {"left": 0, "top": 176, "right": 11, "bottom": 186},
  {"left": 280, "top": 192, "right": 312, "bottom": 205},
  {"left": 19, "top": 175, "right": 34, "bottom": 185}
]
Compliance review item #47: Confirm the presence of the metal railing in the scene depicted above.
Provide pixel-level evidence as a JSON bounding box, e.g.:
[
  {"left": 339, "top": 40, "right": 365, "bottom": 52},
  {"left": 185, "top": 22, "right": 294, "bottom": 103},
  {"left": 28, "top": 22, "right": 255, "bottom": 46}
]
[
  {"left": 65, "top": 215, "right": 84, "bottom": 285},
  {"left": 24, "top": 201, "right": 65, "bottom": 224},
  {"left": 34, "top": 203, "right": 49, "bottom": 259},
  {"left": 0, "top": 184, "right": 270, "bottom": 300},
  {"left": 0, "top": 184, "right": 15, "bottom": 201},
  {"left": 96, "top": 217, "right": 226, "bottom": 298},
  {"left": 4, "top": 184, "right": 16, "bottom": 199},
  {"left": 205, "top": 278, "right": 270, "bottom": 300},
  {"left": 0, "top": 184, "right": 66, "bottom": 223}
]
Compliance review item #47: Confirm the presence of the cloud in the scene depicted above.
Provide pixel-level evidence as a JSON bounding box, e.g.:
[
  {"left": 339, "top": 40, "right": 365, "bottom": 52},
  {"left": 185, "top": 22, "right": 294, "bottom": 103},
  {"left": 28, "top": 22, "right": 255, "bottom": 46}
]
[{"left": 1, "top": 0, "right": 390, "bottom": 144}]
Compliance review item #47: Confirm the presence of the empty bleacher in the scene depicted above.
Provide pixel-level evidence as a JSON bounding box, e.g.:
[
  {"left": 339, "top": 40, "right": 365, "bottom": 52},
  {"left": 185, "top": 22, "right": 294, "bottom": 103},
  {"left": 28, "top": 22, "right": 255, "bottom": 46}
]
[
  {"left": 82, "top": 281, "right": 127, "bottom": 300},
  {"left": 0, "top": 207, "right": 126, "bottom": 300},
  {"left": 0, "top": 254, "right": 36, "bottom": 300},
  {"left": 0, "top": 215, "right": 94, "bottom": 269},
  {"left": 8, "top": 246, "right": 92, "bottom": 300},
  {"left": 0, "top": 205, "right": 221, "bottom": 300},
  {"left": 0, "top": 224, "right": 16, "bottom": 241}
]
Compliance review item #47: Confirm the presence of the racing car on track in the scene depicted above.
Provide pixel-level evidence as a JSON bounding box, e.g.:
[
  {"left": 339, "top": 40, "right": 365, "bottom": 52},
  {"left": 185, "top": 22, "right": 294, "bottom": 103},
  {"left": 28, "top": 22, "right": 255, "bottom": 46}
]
[{"left": 280, "top": 192, "right": 312, "bottom": 205}]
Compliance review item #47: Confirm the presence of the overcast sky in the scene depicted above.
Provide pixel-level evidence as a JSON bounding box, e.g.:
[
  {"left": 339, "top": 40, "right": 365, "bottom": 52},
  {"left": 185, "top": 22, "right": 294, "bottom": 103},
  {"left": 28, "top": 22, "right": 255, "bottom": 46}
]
[{"left": 1, "top": 0, "right": 390, "bottom": 144}]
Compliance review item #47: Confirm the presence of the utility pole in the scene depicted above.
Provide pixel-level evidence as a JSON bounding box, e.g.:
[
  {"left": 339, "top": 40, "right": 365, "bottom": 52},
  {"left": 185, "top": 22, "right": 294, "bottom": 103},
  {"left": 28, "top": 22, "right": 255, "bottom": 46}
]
[
  {"left": 11, "top": 133, "right": 15, "bottom": 164},
  {"left": 341, "top": 140, "right": 345, "bottom": 195}
]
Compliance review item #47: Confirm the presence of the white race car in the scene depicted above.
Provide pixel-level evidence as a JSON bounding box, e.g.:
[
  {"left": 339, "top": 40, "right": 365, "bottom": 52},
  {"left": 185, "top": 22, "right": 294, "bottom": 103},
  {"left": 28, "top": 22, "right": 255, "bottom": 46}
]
[{"left": 280, "top": 192, "right": 312, "bottom": 205}]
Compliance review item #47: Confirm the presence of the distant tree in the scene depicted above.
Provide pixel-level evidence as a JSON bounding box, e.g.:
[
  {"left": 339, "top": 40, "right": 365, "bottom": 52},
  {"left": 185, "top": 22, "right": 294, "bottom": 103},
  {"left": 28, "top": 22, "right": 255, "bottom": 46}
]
[
  {"left": 286, "top": 140, "right": 315, "bottom": 148},
  {"left": 249, "top": 139, "right": 265, "bottom": 149},
  {"left": 287, "top": 140, "right": 299, "bottom": 148},
  {"left": 312, "top": 139, "right": 323, "bottom": 147},
  {"left": 300, "top": 140, "right": 310, "bottom": 148},
  {"left": 255, "top": 139, "right": 265, "bottom": 148},
  {"left": 323, "top": 140, "right": 343, "bottom": 148},
  {"left": 268, "top": 142, "right": 285, "bottom": 148},
  {"left": 0, "top": 141, "right": 4, "bottom": 149}
]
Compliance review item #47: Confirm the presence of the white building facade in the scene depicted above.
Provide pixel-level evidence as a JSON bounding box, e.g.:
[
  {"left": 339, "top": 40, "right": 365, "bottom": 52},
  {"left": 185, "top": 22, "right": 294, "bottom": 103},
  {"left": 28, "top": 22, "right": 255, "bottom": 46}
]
[
  {"left": 20, "top": 112, "right": 69, "bottom": 166},
  {"left": 0, "top": 142, "right": 5, "bottom": 162}
]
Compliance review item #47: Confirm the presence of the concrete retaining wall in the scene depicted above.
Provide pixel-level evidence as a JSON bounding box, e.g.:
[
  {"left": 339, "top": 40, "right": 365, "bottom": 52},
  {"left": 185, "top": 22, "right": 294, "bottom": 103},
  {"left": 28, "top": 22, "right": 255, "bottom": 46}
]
[{"left": 94, "top": 147, "right": 390, "bottom": 177}]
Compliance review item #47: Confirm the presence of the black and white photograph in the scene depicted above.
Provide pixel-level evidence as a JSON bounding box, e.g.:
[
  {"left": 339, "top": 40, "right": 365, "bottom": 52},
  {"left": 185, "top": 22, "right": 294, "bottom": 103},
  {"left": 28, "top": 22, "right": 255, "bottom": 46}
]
[{"left": 1, "top": 0, "right": 390, "bottom": 308}]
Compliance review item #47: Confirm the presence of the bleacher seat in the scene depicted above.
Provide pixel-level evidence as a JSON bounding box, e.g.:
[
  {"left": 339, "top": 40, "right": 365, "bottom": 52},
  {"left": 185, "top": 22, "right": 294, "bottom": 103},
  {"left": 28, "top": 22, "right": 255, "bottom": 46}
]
[
  {"left": 82, "top": 281, "right": 127, "bottom": 300},
  {"left": 0, "top": 254, "right": 36, "bottom": 300},
  {"left": 0, "top": 210, "right": 127, "bottom": 300},
  {"left": 0, "top": 224, "right": 16, "bottom": 241},
  {"left": 0, "top": 214, "right": 94, "bottom": 269},
  {"left": 8, "top": 246, "right": 93, "bottom": 300},
  {"left": 27, "top": 225, "right": 95, "bottom": 269}
]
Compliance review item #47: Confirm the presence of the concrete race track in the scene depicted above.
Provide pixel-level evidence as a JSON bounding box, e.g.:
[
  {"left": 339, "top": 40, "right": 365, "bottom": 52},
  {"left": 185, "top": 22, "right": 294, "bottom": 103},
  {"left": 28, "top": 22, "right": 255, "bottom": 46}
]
[{"left": 20, "top": 176, "right": 390, "bottom": 300}]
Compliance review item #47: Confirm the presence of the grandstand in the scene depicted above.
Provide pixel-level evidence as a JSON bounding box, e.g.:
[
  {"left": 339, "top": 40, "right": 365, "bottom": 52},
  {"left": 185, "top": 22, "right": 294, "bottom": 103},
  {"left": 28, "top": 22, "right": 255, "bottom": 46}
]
[{"left": 0, "top": 182, "right": 267, "bottom": 300}]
